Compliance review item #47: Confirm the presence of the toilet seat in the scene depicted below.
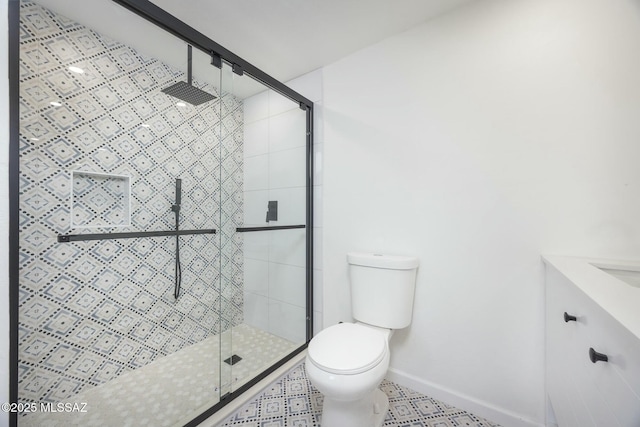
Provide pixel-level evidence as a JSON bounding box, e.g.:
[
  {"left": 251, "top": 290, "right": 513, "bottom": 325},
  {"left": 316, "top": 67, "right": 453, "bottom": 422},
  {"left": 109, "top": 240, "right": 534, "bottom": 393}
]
[{"left": 308, "top": 323, "right": 387, "bottom": 375}]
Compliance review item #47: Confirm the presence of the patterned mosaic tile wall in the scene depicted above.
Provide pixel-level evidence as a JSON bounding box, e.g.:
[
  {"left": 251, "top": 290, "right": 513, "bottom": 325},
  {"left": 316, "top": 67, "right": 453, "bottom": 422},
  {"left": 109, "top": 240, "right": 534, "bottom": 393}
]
[{"left": 18, "top": 1, "right": 244, "bottom": 405}]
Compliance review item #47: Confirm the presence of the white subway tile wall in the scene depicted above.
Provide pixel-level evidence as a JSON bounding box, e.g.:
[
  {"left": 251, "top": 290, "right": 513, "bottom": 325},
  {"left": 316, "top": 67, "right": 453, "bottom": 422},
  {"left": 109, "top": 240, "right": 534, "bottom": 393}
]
[{"left": 242, "top": 70, "right": 324, "bottom": 342}]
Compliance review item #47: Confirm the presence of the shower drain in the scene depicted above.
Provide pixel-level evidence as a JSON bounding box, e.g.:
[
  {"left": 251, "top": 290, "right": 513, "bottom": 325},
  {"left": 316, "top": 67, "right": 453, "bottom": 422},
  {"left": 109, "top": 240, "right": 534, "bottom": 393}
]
[{"left": 223, "top": 354, "right": 243, "bottom": 365}]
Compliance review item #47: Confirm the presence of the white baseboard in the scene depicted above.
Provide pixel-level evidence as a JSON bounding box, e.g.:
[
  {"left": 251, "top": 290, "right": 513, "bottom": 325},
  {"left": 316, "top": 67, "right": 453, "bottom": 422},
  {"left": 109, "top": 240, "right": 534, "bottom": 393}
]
[{"left": 386, "top": 368, "right": 544, "bottom": 427}]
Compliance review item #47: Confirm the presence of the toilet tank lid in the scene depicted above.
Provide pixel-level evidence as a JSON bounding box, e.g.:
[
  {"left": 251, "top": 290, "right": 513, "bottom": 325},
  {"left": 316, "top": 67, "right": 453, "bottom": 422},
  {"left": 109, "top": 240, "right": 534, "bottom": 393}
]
[{"left": 347, "top": 252, "right": 419, "bottom": 270}]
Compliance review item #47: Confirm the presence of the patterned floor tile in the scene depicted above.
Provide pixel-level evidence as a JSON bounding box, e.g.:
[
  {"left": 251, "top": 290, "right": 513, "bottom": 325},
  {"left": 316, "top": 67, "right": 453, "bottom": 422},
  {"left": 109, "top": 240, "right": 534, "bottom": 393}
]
[
  {"left": 20, "top": 324, "right": 297, "bottom": 427},
  {"left": 260, "top": 397, "right": 286, "bottom": 419},
  {"left": 220, "top": 364, "right": 501, "bottom": 427}
]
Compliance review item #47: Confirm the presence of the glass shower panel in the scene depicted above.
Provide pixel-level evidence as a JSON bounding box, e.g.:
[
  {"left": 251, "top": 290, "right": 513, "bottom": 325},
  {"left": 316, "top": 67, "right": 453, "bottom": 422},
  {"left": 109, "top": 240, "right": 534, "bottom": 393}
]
[
  {"left": 264, "top": 92, "right": 308, "bottom": 348},
  {"left": 220, "top": 63, "right": 309, "bottom": 394},
  {"left": 217, "top": 62, "right": 236, "bottom": 398},
  {"left": 17, "top": 1, "right": 224, "bottom": 425}
]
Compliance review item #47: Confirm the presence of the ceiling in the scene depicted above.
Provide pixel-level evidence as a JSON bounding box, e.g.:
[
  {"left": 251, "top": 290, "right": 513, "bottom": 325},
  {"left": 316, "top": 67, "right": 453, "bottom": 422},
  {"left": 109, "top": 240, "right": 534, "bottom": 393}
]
[
  {"left": 35, "top": 0, "right": 477, "bottom": 98},
  {"left": 148, "top": 0, "right": 476, "bottom": 84}
]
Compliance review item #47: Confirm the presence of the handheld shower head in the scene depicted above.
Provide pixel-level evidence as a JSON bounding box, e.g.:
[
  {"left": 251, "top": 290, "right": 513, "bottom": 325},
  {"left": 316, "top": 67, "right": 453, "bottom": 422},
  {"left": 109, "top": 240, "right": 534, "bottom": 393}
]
[
  {"left": 175, "top": 178, "right": 182, "bottom": 206},
  {"left": 172, "top": 178, "right": 182, "bottom": 300},
  {"left": 171, "top": 178, "right": 181, "bottom": 213}
]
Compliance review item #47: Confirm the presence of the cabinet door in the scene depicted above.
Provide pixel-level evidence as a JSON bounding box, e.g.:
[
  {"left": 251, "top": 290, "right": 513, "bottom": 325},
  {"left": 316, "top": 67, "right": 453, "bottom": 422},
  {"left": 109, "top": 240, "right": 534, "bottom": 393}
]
[
  {"left": 573, "top": 286, "right": 640, "bottom": 426},
  {"left": 554, "top": 276, "right": 621, "bottom": 427},
  {"left": 546, "top": 267, "right": 596, "bottom": 427},
  {"left": 546, "top": 265, "right": 640, "bottom": 427}
]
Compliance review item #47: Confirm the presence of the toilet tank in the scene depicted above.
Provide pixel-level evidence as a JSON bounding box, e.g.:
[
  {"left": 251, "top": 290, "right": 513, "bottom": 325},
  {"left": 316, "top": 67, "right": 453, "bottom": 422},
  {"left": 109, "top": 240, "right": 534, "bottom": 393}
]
[{"left": 347, "top": 252, "right": 419, "bottom": 329}]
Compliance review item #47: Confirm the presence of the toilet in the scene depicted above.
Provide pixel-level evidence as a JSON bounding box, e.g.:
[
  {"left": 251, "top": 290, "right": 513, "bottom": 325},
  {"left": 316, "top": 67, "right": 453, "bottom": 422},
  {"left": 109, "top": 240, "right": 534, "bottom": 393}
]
[{"left": 306, "top": 252, "right": 419, "bottom": 427}]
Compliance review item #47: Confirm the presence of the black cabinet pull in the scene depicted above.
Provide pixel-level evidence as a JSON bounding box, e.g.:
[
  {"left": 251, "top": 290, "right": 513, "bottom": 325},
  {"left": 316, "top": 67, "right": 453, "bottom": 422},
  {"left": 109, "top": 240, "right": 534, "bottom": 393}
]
[
  {"left": 589, "top": 347, "right": 608, "bottom": 363},
  {"left": 564, "top": 312, "right": 577, "bottom": 322}
]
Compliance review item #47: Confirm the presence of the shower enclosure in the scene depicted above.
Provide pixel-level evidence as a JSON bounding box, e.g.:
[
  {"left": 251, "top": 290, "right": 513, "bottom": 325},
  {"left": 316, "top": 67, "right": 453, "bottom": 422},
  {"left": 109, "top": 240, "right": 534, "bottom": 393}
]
[{"left": 9, "top": 0, "right": 313, "bottom": 425}]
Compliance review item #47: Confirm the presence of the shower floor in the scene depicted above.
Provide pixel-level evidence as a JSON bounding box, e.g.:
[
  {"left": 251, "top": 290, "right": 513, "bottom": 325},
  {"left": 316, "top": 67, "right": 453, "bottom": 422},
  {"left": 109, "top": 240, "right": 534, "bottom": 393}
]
[{"left": 20, "top": 324, "right": 299, "bottom": 427}]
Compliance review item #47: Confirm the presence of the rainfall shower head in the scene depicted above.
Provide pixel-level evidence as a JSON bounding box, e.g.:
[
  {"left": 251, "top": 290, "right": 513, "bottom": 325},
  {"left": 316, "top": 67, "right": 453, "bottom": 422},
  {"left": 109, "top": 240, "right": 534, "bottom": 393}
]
[
  {"left": 162, "top": 45, "right": 216, "bottom": 106},
  {"left": 163, "top": 81, "right": 216, "bottom": 106}
]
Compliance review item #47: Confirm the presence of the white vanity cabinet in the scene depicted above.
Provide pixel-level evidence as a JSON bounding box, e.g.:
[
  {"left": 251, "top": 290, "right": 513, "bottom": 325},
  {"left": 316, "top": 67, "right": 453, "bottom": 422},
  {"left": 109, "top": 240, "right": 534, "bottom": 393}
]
[{"left": 544, "top": 256, "right": 640, "bottom": 427}]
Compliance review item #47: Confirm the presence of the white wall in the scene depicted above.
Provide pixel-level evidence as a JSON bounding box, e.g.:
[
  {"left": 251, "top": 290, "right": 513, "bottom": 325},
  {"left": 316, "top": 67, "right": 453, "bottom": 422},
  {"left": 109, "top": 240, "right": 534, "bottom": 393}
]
[
  {"left": 322, "top": 0, "right": 640, "bottom": 426},
  {"left": 242, "top": 70, "right": 323, "bottom": 343},
  {"left": 1, "top": 1, "right": 10, "bottom": 425}
]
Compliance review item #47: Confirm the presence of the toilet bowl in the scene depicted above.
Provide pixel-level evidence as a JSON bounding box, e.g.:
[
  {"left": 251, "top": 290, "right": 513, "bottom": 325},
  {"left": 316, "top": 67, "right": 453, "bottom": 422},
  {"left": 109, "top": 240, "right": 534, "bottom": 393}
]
[
  {"left": 306, "top": 322, "right": 391, "bottom": 427},
  {"left": 306, "top": 252, "right": 419, "bottom": 427}
]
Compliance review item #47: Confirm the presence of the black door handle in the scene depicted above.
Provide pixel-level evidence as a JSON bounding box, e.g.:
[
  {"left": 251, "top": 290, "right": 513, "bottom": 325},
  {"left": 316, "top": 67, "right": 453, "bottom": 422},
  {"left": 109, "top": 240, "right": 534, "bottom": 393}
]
[{"left": 564, "top": 312, "right": 577, "bottom": 322}]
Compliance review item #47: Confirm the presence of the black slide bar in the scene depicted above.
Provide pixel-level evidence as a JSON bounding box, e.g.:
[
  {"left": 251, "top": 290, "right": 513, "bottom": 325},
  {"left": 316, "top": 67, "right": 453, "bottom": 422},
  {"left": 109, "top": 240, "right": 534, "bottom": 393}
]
[
  {"left": 57, "top": 229, "right": 216, "bottom": 243},
  {"left": 236, "top": 225, "right": 305, "bottom": 233}
]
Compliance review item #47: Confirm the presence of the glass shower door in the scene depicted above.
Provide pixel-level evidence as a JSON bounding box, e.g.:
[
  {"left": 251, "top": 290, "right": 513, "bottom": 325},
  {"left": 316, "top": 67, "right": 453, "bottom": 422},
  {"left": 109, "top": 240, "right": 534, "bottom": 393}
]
[
  {"left": 16, "top": 1, "right": 226, "bottom": 424},
  {"left": 14, "top": 0, "right": 312, "bottom": 425},
  {"left": 219, "top": 62, "right": 309, "bottom": 394}
]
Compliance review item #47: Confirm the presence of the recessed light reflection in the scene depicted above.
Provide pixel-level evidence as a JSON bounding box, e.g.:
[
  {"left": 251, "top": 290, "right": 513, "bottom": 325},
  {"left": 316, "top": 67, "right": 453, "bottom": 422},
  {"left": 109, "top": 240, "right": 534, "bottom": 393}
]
[
  {"left": 50, "top": 101, "right": 62, "bottom": 107},
  {"left": 176, "top": 102, "right": 187, "bottom": 108},
  {"left": 30, "top": 138, "right": 40, "bottom": 141},
  {"left": 141, "top": 124, "right": 150, "bottom": 128},
  {"left": 68, "top": 66, "right": 85, "bottom": 74}
]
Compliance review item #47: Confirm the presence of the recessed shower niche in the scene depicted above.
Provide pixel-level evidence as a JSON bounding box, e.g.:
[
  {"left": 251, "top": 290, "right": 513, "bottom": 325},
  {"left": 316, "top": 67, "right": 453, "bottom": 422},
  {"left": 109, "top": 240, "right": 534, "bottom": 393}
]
[{"left": 70, "top": 171, "right": 131, "bottom": 228}]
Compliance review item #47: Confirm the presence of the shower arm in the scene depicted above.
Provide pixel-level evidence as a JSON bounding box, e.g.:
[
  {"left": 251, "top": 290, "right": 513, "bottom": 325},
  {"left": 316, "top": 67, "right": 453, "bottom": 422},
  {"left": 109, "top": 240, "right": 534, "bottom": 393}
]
[{"left": 187, "top": 45, "right": 192, "bottom": 86}]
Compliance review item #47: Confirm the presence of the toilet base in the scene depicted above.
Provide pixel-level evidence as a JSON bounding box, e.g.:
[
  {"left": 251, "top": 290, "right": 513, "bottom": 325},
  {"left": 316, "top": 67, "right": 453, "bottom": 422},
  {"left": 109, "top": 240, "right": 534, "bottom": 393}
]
[
  {"left": 320, "top": 388, "right": 389, "bottom": 427},
  {"left": 372, "top": 388, "right": 390, "bottom": 427}
]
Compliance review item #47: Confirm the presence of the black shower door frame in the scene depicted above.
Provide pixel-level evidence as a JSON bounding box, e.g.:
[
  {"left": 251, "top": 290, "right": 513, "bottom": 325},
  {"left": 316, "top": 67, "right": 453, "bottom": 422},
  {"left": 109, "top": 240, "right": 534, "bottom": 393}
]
[{"left": 7, "top": 0, "right": 314, "bottom": 425}]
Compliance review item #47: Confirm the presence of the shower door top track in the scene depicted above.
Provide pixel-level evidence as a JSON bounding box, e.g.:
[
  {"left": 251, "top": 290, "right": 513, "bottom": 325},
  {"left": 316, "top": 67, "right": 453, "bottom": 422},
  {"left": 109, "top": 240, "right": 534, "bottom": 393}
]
[{"left": 111, "top": 0, "right": 313, "bottom": 110}]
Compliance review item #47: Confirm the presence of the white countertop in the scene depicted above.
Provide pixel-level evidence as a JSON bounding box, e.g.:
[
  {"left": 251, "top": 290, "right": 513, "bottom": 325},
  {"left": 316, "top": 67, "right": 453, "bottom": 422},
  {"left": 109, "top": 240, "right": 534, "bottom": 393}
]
[{"left": 542, "top": 255, "right": 640, "bottom": 340}]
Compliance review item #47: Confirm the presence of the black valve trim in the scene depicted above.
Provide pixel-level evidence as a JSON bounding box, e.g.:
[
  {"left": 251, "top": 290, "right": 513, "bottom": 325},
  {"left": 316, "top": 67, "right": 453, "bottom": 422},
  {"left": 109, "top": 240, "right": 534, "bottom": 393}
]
[{"left": 589, "top": 347, "right": 608, "bottom": 363}]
